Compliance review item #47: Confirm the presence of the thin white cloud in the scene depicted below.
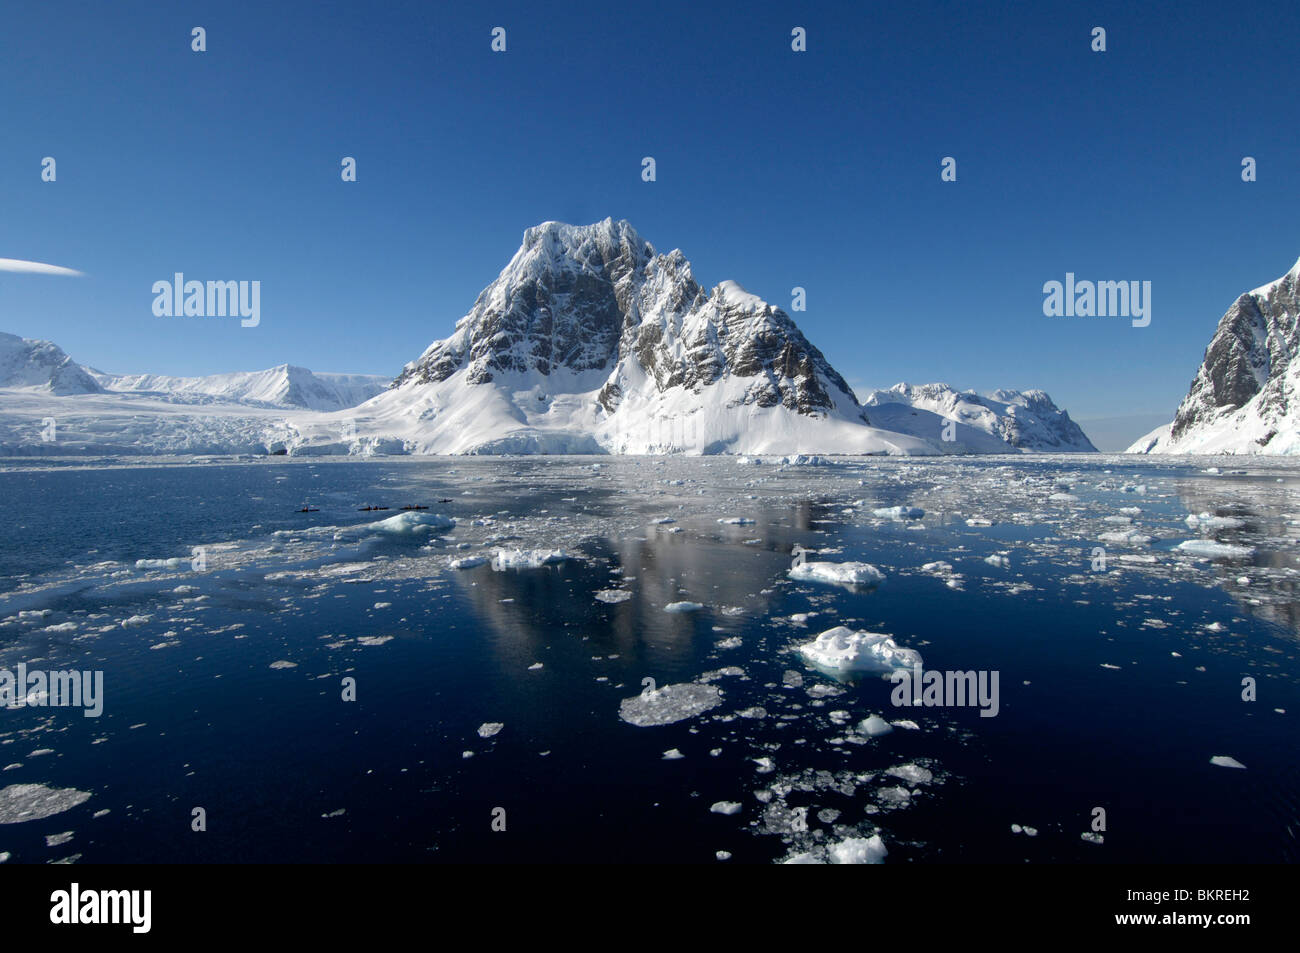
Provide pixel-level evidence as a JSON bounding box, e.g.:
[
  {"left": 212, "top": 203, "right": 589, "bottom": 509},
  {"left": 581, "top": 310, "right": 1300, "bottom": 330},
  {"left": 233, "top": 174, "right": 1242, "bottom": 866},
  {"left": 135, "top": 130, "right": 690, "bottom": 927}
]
[{"left": 0, "top": 258, "right": 84, "bottom": 277}]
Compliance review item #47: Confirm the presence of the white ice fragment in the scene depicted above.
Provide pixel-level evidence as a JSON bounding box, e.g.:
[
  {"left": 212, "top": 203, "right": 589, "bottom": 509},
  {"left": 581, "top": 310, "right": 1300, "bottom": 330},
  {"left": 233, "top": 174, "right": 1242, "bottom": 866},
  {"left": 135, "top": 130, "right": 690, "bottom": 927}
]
[
  {"left": 664, "top": 601, "right": 704, "bottom": 613},
  {"left": 449, "top": 554, "right": 489, "bottom": 569},
  {"left": 491, "top": 548, "right": 571, "bottom": 570},
  {"left": 1176, "top": 540, "right": 1255, "bottom": 558},
  {"left": 886, "top": 763, "right": 932, "bottom": 785},
  {"left": 594, "top": 589, "right": 633, "bottom": 604},
  {"left": 798, "top": 626, "right": 921, "bottom": 674},
  {"left": 618, "top": 683, "right": 722, "bottom": 726},
  {"left": 873, "top": 506, "right": 924, "bottom": 520},
  {"left": 477, "top": 722, "right": 504, "bottom": 738},
  {"left": 0, "top": 784, "right": 91, "bottom": 823},
  {"left": 789, "top": 561, "right": 885, "bottom": 587},
  {"left": 1209, "top": 755, "right": 1246, "bottom": 769},
  {"left": 710, "top": 801, "right": 741, "bottom": 815},
  {"left": 859, "top": 715, "right": 893, "bottom": 737}
]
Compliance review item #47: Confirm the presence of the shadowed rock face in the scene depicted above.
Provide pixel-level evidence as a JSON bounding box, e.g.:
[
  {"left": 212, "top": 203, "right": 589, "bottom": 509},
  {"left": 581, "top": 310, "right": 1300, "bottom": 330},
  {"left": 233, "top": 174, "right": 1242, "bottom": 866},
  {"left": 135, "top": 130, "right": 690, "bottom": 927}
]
[
  {"left": 391, "top": 218, "right": 865, "bottom": 421},
  {"left": 1170, "top": 266, "right": 1300, "bottom": 445}
]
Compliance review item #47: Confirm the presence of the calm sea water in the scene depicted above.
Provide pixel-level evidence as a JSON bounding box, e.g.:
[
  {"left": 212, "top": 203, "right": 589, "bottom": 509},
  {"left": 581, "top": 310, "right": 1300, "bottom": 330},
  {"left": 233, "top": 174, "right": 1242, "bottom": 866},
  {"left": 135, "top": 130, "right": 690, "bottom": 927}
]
[{"left": 0, "top": 455, "right": 1296, "bottom": 863}]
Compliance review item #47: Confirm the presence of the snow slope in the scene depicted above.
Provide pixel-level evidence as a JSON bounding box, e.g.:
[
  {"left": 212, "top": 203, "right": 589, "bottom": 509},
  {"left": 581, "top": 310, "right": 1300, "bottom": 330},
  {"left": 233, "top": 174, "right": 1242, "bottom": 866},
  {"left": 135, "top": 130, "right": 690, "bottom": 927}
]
[
  {"left": 0, "top": 332, "right": 101, "bottom": 395},
  {"left": 860, "top": 383, "right": 1097, "bottom": 453},
  {"left": 90, "top": 364, "right": 388, "bottom": 412},
  {"left": 1129, "top": 256, "right": 1300, "bottom": 454}
]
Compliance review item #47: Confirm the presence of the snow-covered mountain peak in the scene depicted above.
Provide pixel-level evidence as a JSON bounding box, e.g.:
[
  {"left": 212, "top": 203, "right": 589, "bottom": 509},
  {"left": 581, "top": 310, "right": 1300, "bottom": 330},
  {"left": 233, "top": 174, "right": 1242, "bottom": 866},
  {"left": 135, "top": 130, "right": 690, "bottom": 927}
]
[
  {"left": 0, "top": 331, "right": 101, "bottom": 394},
  {"left": 860, "top": 382, "right": 1096, "bottom": 452},
  {"left": 1131, "top": 254, "right": 1300, "bottom": 454},
  {"left": 714, "top": 280, "right": 767, "bottom": 312}
]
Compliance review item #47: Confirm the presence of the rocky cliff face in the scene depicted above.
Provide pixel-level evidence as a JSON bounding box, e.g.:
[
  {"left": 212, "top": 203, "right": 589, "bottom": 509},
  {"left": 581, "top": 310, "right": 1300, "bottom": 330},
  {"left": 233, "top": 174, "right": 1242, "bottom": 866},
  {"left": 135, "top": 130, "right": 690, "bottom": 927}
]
[
  {"left": 1130, "top": 257, "right": 1300, "bottom": 454},
  {"left": 392, "top": 218, "right": 865, "bottom": 427}
]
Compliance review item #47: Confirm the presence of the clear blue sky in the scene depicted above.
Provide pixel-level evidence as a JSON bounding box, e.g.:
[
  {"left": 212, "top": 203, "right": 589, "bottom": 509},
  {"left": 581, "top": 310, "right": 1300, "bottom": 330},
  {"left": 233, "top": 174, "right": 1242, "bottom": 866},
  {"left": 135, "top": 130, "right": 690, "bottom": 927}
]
[{"left": 2, "top": 0, "right": 1297, "bottom": 440}]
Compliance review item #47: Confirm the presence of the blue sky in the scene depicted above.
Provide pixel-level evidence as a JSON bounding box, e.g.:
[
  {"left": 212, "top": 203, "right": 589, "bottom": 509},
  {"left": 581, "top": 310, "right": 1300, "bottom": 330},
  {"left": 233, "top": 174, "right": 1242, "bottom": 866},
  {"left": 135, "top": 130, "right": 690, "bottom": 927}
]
[{"left": 2, "top": 0, "right": 1297, "bottom": 447}]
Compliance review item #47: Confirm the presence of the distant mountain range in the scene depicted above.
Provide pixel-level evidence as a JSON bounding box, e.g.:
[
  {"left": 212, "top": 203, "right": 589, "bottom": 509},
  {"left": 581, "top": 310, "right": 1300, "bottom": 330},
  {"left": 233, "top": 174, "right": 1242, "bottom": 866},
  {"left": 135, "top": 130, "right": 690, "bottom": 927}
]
[
  {"left": 0, "top": 220, "right": 1095, "bottom": 456},
  {"left": 1130, "top": 256, "right": 1300, "bottom": 454}
]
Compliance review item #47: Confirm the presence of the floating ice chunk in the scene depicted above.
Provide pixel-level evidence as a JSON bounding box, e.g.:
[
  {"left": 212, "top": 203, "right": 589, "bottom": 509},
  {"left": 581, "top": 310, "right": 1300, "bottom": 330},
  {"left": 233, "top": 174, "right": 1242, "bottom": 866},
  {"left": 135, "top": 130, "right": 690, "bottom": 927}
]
[
  {"left": 1100, "top": 530, "right": 1153, "bottom": 544},
  {"left": 372, "top": 602, "right": 391, "bottom": 609},
  {"left": 886, "top": 763, "right": 933, "bottom": 785},
  {"left": 341, "top": 511, "right": 455, "bottom": 539},
  {"left": 618, "top": 683, "right": 722, "bottom": 726},
  {"left": 527, "top": 662, "right": 544, "bottom": 671},
  {"left": 873, "top": 506, "right": 924, "bottom": 520},
  {"left": 449, "top": 554, "right": 489, "bottom": 569},
  {"left": 477, "top": 722, "right": 504, "bottom": 738},
  {"left": 859, "top": 715, "right": 893, "bottom": 737},
  {"left": 891, "top": 719, "right": 920, "bottom": 730},
  {"left": 716, "top": 850, "right": 732, "bottom": 860},
  {"left": 0, "top": 784, "right": 91, "bottom": 823},
  {"left": 664, "top": 601, "right": 704, "bottom": 613},
  {"left": 491, "top": 548, "right": 571, "bottom": 570},
  {"left": 789, "top": 561, "right": 885, "bottom": 587},
  {"left": 1185, "top": 513, "right": 1246, "bottom": 530},
  {"left": 135, "top": 557, "right": 187, "bottom": 570},
  {"left": 662, "top": 749, "right": 685, "bottom": 760},
  {"left": 269, "top": 660, "right": 297, "bottom": 670},
  {"left": 784, "top": 834, "right": 888, "bottom": 865},
  {"left": 753, "top": 757, "right": 776, "bottom": 774},
  {"left": 357, "top": 635, "right": 393, "bottom": 646},
  {"left": 1210, "top": 755, "right": 1246, "bottom": 769},
  {"left": 828, "top": 834, "right": 888, "bottom": 864},
  {"left": 966, "top": 517, "right": 994, "bottom": 526},
  {"left": 1081, "top": 832, "right": 1104, "bottom": 844},
  {"left": 716, "top": 517, "right": 756, "bottom": 525},
  {"left": 797, "top": 626, "right": 921, "bottom": 674},
  {"left": 121, "top": 615, "right": 151, "bottom": 627},
  {"left": 1176, "top": 540, "right": 1255, "bottom": 559},
  {"left": 984, "top": 554, "right": 1011, "bottom": 569},
  {"left": 716, "top": 636, "right": 742, "bottom": 649},
  {"left": 651, "top": 517, "right": 677, "bottom": 524},
  {"left": 594, "top": 589, "right": 633, "bottom": 604},
  {"left": 710, "top": 801, "right": 741, "bottom": 815}
]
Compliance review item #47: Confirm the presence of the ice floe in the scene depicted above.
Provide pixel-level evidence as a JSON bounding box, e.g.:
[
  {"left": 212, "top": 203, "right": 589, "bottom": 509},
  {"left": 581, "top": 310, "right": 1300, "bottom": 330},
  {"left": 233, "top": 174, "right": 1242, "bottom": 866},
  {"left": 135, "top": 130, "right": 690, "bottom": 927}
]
[
  {"left": 789, "top": 561, "right": 885, "bottom": 587},
  {"left": 797, "top": 626, "right": 922, "bottom": 674},
  {"left": 618, "top": 683, "right": 722, "bottom": 726}
]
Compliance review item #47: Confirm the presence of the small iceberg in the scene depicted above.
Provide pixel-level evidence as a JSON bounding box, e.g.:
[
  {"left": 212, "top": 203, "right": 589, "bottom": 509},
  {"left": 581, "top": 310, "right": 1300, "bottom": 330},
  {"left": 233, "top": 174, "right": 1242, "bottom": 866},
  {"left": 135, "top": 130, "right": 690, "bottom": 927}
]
[
  {"left": 797, "top": 626, "right": 921, "bottom": 674},
  {"left": 789, "top": 561, "right": 885, "bottom": 587},
  {"left": 873, "top": 506, "right": 924, "bottom": 520}
]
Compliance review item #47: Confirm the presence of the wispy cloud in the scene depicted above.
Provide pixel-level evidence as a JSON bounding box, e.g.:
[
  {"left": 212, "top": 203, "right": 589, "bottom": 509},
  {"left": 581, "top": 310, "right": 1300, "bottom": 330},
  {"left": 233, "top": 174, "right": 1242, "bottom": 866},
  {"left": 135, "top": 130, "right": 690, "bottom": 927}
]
[{"left": 0, "top": 258, "right": 84, "bottom": 277}]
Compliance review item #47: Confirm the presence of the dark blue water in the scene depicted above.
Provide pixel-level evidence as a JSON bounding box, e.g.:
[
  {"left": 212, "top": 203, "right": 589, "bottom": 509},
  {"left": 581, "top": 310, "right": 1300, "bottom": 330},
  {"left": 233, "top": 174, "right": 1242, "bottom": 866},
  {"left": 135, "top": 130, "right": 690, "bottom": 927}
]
[{"left": 0, "top": 457, "right": 1296, "bottom": 863}]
